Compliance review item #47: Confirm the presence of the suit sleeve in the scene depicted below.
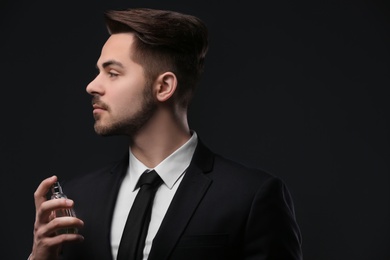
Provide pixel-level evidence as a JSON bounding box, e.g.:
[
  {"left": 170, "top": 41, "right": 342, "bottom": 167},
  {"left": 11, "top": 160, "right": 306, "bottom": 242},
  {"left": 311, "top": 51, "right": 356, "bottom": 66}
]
[{"left": 244, "top": 176, "right": 303, "bottom": 260}]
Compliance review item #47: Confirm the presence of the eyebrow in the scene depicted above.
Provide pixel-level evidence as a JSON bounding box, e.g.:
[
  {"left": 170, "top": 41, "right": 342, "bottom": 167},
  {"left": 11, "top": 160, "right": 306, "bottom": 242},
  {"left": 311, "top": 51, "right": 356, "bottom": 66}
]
[{"left": 96, "top": 60, "right": 124, "bottom": 69}]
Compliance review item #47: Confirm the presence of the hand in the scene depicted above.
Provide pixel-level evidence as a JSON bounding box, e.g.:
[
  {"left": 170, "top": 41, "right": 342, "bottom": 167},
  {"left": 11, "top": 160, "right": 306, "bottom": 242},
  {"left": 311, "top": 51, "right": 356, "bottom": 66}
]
[{"left": 30, "top": 176, "right": 84, "bottom": 260}]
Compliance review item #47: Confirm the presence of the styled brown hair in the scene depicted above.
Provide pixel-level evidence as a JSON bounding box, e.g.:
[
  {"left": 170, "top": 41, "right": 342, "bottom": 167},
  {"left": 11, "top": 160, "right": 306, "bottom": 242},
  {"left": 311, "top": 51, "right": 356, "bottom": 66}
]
[{"left": 104, "top": 8, "right": 209, "bottom": 108}]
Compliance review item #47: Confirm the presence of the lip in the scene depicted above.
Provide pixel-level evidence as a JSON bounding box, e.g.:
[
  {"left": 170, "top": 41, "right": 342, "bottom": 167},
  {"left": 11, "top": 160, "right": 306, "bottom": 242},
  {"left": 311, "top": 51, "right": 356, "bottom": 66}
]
[
  {"left": 92, "top": 104, "right": 104, "bottom": 109},
  {"left": 92, "top": 104, "right": 106, "bottom": 113},
  {"left": 93, "top": 108, "right": 104, "bottom": 113}
]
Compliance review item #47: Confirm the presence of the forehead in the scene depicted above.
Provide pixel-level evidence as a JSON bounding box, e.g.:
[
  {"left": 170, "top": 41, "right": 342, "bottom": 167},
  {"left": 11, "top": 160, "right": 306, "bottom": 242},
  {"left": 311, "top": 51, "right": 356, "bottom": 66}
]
[{"left": 97, "top": 33, "right": 135, "bottom": 65}]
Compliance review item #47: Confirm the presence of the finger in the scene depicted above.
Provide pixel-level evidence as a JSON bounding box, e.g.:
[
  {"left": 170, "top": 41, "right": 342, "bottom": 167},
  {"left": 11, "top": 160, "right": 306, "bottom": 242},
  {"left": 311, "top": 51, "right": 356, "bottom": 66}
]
[
  {"left": 38, "top": 232, "right": 84, "bottom": 248},
  {"left": 36, "top": 199, "right": 74, "bottom": 224},
  {"left": 31, "top": 231, "right": 84, "bottom": 260},
  {"left": 37, "top": 216, "right": 84, "bottom": 238},
  {"left": 33, "top": 232, "right": 84, "bottom": 258},
  {"left": 51, "top": 216, "right": 84, "bottom": 236},
  {"left": 34, "top": 175, "right": 58, "bottom": 208}
]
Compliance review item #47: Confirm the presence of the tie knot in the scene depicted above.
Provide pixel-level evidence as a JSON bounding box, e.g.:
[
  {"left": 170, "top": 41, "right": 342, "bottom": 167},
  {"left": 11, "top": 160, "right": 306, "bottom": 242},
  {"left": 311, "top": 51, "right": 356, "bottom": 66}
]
[{"left": 135, "top": 170, "right": 163, "bottom": 190}]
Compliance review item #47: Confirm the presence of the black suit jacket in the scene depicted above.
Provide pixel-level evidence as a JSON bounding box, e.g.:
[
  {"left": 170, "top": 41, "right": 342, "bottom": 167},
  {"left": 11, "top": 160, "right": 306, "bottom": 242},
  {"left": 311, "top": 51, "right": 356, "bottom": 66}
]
[{"left": 61, "top": 140, "right": 302, "bottom": 259}]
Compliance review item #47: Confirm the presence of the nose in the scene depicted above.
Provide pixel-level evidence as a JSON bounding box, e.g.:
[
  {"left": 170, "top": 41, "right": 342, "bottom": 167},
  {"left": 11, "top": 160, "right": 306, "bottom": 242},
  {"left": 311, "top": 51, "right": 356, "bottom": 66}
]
[{"left": 86, "top": 75, "right": 104, "bottom": 96}]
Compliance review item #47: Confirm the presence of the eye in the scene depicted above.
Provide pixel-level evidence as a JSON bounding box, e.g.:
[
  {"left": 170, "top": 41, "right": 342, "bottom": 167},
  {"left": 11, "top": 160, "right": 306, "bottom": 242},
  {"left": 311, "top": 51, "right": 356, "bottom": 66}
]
[{"left": 108, "top": 71, "right": 119, "bottom": 78}]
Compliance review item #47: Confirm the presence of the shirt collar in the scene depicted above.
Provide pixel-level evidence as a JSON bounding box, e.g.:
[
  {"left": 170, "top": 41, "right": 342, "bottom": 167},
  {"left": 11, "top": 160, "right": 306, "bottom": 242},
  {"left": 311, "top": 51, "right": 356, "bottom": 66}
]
[{"left": 129, "top": 131, "right": 198, "bottom": 190}]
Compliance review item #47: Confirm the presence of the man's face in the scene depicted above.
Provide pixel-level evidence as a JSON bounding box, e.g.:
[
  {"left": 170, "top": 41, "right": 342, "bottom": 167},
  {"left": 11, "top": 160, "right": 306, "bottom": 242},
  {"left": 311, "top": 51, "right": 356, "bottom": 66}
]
[{"left": 86, "top": 33, "right": 156, "bottom": 137}]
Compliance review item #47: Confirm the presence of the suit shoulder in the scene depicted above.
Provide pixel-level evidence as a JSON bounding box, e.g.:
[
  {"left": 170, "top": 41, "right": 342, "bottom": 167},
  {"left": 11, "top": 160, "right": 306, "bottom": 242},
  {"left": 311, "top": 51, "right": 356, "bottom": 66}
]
[
  {"left": 212, "top": 153, "right": 279, "bottom": 183},
  {"left": 62, "top": 153, "right": 128, "bottom": 191}
]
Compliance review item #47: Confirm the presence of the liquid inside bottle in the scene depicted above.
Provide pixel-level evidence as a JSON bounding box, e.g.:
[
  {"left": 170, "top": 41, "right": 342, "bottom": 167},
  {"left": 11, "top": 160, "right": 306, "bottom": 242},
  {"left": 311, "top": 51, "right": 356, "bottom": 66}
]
[{"left": 51, "top": 181, "right": 78, "bottom": 235}]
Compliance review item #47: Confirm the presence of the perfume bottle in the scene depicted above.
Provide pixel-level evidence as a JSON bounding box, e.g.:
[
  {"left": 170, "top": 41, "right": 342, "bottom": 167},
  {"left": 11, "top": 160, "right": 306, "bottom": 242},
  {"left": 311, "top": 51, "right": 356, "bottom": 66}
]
[{"left": 51, "top": 181, "right": 78, "bottom": 235}]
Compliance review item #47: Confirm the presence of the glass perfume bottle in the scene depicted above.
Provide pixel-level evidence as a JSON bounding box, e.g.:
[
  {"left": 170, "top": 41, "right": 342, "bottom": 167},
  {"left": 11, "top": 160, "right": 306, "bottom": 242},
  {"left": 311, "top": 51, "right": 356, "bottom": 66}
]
[{"left": 51, "top": 181, "right": 78, "bottom": 235}]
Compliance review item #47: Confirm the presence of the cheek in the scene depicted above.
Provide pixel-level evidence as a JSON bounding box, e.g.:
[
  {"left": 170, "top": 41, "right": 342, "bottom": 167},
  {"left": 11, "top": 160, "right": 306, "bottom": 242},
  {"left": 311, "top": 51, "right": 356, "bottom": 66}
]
[
  {"left": 108, "top": 75, "right": 148, "bottom": 114},
  {"left": 111, "top": 89, "right": 144, "bottom": 115}
]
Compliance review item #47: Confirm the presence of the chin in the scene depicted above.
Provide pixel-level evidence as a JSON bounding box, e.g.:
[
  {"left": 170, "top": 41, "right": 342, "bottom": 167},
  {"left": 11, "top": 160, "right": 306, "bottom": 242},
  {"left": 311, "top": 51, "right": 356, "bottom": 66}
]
[{"left": 94, "top": 123, "right": 112, "bottom": 136}]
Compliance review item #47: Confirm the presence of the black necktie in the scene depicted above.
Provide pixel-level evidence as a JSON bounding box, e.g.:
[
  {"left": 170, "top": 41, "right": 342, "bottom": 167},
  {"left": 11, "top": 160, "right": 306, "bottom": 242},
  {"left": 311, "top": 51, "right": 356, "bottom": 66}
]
[{"left": 117, "top": 170, "right": 163, "bottom": 260}]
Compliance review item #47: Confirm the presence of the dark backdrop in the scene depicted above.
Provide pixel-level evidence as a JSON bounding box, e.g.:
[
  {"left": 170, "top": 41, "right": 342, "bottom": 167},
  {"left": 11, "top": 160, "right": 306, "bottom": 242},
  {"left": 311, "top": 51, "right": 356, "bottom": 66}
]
[{"left": 1, "top": 1, "right": 389, "bottom": 259}]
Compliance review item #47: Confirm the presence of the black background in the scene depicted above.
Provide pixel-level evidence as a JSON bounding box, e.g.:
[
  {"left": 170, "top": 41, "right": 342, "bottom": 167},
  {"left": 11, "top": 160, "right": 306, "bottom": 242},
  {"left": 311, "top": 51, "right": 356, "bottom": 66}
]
[{"left": 1, "top": 0, "right": 389, "bottom": 259}]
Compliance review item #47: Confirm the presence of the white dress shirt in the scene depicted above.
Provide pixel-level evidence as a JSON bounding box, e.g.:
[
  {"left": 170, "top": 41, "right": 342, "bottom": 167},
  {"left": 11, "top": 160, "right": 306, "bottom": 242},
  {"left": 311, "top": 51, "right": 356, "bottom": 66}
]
[{"left": 110, "top": 132, "right": 198, "bottom": 260}]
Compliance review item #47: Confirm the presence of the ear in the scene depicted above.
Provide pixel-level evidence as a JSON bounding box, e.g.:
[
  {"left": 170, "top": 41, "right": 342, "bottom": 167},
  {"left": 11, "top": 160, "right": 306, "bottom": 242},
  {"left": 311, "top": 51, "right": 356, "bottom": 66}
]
[{"left": 154, "top": 72, "right": 177, "bottom": 102}]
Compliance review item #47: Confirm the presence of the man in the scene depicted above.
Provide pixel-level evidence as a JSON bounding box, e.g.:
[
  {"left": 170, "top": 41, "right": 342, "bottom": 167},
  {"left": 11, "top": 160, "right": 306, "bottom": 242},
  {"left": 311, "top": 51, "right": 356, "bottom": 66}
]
[{"left": 30, "top": 7, "right": 303, "bottom": 260}]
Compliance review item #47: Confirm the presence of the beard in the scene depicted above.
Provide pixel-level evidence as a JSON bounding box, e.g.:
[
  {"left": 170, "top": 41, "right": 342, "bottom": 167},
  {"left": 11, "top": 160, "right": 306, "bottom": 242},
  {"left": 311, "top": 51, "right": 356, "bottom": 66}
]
[{"left": 92, "top": 83, "right": 157, "bottom": 139}]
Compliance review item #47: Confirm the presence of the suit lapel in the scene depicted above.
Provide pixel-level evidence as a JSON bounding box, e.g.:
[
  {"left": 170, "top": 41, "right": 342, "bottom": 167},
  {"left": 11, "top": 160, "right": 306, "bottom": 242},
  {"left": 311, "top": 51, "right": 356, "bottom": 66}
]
[
  {"left": 61, "top": 152, "right": 129, "bottom": 260},
  {"left": 95, "top": 153, "right": 129, "bottom": 260},
  {"left": 148, "top": 140, "right": 214, "bottom": 260}
]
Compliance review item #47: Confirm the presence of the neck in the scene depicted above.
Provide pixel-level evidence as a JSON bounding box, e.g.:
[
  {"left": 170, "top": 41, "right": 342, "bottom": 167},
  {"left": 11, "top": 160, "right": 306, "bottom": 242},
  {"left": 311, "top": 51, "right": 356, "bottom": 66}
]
[{"left": 130, "top": 106, "right": 191, "bottom": 168}]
